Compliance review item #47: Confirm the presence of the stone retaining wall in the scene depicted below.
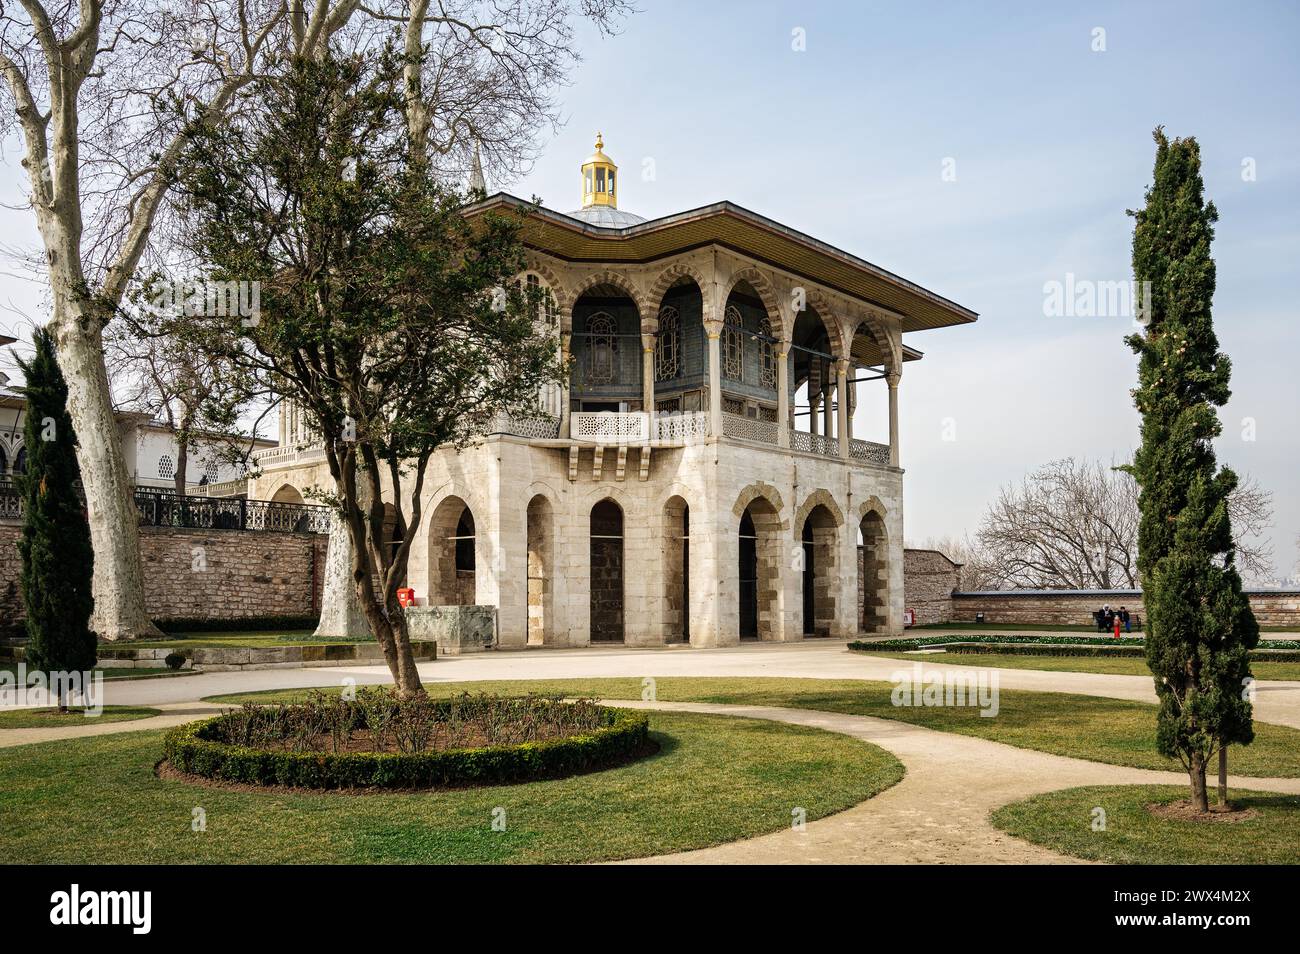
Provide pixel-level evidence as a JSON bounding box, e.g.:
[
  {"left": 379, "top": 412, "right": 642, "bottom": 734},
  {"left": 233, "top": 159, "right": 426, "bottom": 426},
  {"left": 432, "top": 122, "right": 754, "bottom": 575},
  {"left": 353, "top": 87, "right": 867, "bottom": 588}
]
[
  {"left": 902, "top": 549, "right": 964, "bottom": 626},
  {"left": 950, "top": 589, "right": 1300, "bottom": 628},
  {"left": 0, "top": 639, "right": 438, "bottom": 671},
  {"left": 0, "top": 523, "right": 328, "bottom": 632}
]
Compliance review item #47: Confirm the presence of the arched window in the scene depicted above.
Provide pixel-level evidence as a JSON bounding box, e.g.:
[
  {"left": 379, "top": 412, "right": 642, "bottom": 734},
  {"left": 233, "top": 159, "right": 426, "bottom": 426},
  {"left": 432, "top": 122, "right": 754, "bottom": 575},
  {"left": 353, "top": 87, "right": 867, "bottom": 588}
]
[
  {"left": 586, "top": 312, "right": 618, "bottom": 385},
  {"left": 13, "top": 447, "right": 26, "bottom": 475},
  {"left": 758, "top": 316, "right": 777, "bottom": 389},
  {"left": 722, "top": 304, "right": 744, "bottom": 381},
  {"left": 655, "top": 306, "right": 681, "bottom": 381},
  {"left": 0, "top": 445, "right": 8, "bottom": 476},
  {"left": 522, "top": 273, "right": 557, "bottom": 329}
]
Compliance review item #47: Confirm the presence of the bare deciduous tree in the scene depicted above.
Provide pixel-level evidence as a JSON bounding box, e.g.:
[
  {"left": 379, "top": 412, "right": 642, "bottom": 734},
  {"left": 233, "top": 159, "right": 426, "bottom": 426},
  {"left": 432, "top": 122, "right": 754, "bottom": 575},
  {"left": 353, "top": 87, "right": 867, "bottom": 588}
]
[
  {"left": 0, "top": 0, "right": 629, "bottom": 639},
  {"left": 104, "top": 296, "right": 266, "bottom": 495},
  {"left": 971, "top": 457, "right": 1274, "bottom": 589}
]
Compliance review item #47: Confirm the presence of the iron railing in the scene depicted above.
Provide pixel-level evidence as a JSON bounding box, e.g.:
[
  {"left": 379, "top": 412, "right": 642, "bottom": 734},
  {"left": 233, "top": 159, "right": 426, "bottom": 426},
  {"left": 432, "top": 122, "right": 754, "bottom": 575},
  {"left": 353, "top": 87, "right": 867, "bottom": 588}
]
[{"left": 0, "top": 480, "right": 330, "bottom": 534}]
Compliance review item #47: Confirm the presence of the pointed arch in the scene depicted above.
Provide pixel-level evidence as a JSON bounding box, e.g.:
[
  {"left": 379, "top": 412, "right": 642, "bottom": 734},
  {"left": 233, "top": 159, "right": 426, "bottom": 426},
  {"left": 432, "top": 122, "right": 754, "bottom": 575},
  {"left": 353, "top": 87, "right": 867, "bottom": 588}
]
[
  {"left": 731, "top": 481, "right": 786, "bottom": 522},
  {"left": 800, "top": 287, "right": 849, "bottom": 362},
  {"left": 270, "top": 483, "right": 305, "bottom": 506},
  {"left": 648, "top": 260, "right": 709, "bottom": 314},
  {"left": 850, "top": 311, "right": 899, "bottom": 373},
  {"left": 722, "top": 265, "right": 782, "bottom": 326},
  {"left": 568, "top": 270, "right": 647, "bottom": 320},
  {"left": 523, "top": 254, "right": 571, "bottom": 317},
  {"left": 794, "top": 488, "right": 845, "bottom": 531},
  {"left": 857, "top": 499, "right": 891, "bottom": 634}
]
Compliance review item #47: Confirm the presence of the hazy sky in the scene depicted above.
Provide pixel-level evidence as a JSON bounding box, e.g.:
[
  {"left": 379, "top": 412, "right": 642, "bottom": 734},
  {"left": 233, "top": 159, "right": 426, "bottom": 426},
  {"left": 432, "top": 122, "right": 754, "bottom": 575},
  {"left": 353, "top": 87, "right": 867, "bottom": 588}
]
[
  {"left": 1, "top": 0, "right": 1296, "bottom": 576},
  {"left": 511, "top": 0, "right": 1298, "bottom": 577}
]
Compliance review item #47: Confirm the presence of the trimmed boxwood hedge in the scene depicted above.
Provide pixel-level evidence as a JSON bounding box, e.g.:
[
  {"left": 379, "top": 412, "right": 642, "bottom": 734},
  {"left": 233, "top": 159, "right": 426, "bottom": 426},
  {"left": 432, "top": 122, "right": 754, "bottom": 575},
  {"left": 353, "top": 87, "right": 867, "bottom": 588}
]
[{"left": 164, "top": 704, "right": 651, "bottom": 790}]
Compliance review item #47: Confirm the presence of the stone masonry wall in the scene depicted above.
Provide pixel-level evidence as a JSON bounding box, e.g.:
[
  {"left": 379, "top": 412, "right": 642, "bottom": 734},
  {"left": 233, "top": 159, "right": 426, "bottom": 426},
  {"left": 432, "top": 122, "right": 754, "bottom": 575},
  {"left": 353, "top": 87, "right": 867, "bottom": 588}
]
[
  {"left": 0, "top": 523, "right": 327, "bottom": 630},
  {"left": 900, "top": 548, "right": 963, "bottom": 626},
  {"left": 951, "top": 590, "right": 1300, "bottom": 628}
]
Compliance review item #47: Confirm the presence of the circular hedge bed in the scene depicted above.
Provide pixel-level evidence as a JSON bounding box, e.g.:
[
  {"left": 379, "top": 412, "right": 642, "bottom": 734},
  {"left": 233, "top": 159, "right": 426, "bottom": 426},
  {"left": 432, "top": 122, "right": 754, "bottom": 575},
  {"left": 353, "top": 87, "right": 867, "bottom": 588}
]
[{"left": 163, "top": 690, "right": 650, "bottom": 790}]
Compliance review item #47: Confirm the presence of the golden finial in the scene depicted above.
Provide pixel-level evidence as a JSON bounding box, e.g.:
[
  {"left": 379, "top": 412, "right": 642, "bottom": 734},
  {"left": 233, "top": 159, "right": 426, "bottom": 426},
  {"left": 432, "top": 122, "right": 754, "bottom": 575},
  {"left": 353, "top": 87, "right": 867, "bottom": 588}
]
[{"left": 581, "top": 131, "right": 617, "bottom": 209}]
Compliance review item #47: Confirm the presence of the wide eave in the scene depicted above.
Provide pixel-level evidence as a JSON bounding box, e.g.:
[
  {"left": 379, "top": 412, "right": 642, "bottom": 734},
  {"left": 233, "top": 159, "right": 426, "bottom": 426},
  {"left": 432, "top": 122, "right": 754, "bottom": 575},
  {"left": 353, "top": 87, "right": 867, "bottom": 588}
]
[{"left": 464, "top": 193, "right": 978, "bottom": 334}]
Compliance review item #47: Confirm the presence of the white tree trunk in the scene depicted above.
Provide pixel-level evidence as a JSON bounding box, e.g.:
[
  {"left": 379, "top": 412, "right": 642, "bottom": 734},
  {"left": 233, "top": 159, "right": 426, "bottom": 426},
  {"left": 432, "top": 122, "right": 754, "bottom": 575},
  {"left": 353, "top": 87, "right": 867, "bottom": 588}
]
[
  {"left": 51, "top": 311, "right": 162, "bottom": 640},
  {"left": 314, "top": 479, "right": 369, "bottom": 638}
]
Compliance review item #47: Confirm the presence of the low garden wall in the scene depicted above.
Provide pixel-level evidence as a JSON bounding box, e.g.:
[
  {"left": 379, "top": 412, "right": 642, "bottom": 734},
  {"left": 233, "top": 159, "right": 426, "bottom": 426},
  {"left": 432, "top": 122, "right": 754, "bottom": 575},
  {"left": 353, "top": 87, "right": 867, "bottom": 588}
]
[
  {"left": 949, "top": 589, "right": 1300, "bottom": 628},
  {"left": 0, "top": 640, "right": 437, "bottom": 671},
  {"left": 0, "top": 524, "right": 328, "bottom": 634}
]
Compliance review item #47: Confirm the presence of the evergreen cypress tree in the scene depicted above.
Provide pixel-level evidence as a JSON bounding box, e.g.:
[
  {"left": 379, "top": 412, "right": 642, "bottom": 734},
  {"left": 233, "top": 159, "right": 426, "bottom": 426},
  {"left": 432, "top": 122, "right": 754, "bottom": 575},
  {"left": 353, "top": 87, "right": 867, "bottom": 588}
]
[
  {"left": 1126, "top": 128, "right": 1258, "bottom": 812},
  {"left": 16, "top": 327, "right": 97, "bottom": 711}
]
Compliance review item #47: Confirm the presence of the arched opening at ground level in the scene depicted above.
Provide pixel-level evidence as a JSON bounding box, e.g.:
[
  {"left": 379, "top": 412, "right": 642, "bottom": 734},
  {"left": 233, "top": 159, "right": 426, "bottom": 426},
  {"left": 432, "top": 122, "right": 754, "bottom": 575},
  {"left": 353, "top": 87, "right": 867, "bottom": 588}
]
[
  {"left": 428, "top": 496, "right": 476, "bottom": 605},
  {"left": 663, "top": 496, "right": 689, "bottom": 643},
  {"left": 590, "top": 498, "right": 624, "bottom": 643},
  {"left": 738, "top": 497, "right": 782, "bottom": 641},
  {"left": 270, "top": 483, "right": 304, "bottom": 505},
  {"left": 800, "top": 504, "right": 838, "bottom": 636},
  {"left": 526, "top": 495, "right": 554, "bottom": 646},
  {"left": 858, "top": 510, "right": 889, "bottom": 633}
]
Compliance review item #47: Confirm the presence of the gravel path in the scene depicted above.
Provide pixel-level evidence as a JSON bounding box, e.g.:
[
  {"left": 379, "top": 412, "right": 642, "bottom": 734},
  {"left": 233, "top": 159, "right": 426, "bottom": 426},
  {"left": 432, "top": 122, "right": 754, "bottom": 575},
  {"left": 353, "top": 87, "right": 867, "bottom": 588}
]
[
  {"left": 610, "top": 700, "right": 1300, "bottom": 865},
  {"left": 14, "top": 640, "right": 1294, "bottom": 729},
  {"left": 4, "top": 666, "right": 1299, "bottom": 866}
]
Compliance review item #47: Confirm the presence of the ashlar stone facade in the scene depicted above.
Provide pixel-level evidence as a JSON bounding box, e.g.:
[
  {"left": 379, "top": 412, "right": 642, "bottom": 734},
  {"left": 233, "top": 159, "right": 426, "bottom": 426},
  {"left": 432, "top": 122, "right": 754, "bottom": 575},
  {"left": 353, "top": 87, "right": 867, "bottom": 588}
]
[{"left": 247, "top": 138, "right": 978, "bottom": 648}]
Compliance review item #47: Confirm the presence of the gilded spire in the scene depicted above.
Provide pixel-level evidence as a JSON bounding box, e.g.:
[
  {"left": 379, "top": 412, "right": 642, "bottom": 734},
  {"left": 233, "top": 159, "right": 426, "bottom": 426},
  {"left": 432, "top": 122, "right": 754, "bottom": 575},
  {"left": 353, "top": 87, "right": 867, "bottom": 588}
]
[{"left": 581, "top": 132, "right": 617, "bottom": 209}]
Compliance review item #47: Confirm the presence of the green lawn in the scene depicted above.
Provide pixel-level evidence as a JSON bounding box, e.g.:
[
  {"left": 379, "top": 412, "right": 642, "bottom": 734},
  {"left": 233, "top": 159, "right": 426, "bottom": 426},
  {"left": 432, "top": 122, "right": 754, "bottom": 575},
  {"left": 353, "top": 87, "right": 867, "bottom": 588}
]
[
  {"left": 857, "top": 649, "right": 1300, "bottom": 681},
  {"left": 0, "top": 711, "right": 902, "bottom": 864},
  {"left": 0, "top": 706, "right": 161, "bottom": 729},
  {"left": 991, "top": 785, "right": 1300, "bottom": 864},
  {"left": 209, "top": 676, "right": 1300, "bottom": 778}
]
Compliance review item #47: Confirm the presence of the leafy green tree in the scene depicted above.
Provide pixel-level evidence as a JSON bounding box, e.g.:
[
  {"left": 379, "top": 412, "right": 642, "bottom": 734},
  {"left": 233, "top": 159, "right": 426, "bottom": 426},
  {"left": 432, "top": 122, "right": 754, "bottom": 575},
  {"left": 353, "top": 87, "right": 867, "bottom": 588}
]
[
  {"left": 16, "top": 327, "right": 96, "bottom": 710},
  {"left": 1126, "top": 128, "right": 1259, "bottom": 812},
  {"left": 169, "top": 51, "right": 560, "bottom": 696}
]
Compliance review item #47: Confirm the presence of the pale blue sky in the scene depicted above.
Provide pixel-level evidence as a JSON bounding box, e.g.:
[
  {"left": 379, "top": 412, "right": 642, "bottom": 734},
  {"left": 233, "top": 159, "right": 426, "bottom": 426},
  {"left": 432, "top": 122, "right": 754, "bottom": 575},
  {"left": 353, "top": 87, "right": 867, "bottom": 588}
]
[
  {"left": 515, "top": 0, "right": 1299, "bottom": 577},
  {"left": 1, "top": 0, "right": 1296, "bottom": 576}
]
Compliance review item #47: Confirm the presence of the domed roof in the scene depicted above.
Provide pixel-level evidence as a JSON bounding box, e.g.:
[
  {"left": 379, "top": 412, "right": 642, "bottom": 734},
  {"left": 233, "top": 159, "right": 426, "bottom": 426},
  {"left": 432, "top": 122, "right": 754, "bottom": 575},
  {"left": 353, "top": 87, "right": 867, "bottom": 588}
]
[{"left": 566, "top": 205, "right": 647, "bottom": 228}]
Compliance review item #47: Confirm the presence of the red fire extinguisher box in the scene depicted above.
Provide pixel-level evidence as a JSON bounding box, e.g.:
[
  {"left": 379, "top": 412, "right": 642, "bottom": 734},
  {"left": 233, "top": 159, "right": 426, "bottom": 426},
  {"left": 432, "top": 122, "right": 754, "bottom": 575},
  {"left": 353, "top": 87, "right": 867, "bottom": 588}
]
[{"left": 397, "top": 587, "right": 415, "bottom": 608}]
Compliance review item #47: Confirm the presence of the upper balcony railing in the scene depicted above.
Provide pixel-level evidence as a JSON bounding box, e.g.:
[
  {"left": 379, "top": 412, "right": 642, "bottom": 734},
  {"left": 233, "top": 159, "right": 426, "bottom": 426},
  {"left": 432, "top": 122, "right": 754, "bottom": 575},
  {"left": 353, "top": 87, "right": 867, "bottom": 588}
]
[
  {"left": 252, "top": 443, "right": 327, "bottom": 469},
  {"left": 570, "top": 411, "right": 712, "bottom": 445},
  {"left": 571, "top": 411, "right": 650, "bottom": 443},
  {"left": 722, "top": 412, "right": 779, "bottom": 445},
  {"left": 489, "top": 410, "right": 561, "bottom": 440},
  {"left": 246, "top": 408, "right": 890, "bottom": 466},
  {"left": 849, "top": 437, "right": 892, "bottom": 466}
]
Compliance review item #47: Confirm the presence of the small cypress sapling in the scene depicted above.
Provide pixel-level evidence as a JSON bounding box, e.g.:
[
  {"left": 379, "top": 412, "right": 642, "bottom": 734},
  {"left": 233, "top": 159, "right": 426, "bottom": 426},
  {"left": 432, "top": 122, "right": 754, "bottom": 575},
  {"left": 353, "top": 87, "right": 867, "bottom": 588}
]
[{"left": 15, "top": 327, "right": 97, "bottom": 711}]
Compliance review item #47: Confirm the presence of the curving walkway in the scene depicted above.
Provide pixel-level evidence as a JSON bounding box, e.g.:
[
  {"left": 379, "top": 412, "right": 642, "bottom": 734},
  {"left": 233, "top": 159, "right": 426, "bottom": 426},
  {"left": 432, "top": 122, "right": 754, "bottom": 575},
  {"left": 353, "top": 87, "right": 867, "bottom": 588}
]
[
  {"left": 12, "top": 640, "right": 1295, "bottom": 729},
  {"left": 610, "top": 700, "right": 1300, "bottom": 865},
  {"left": 3, "top": 659, "right": 1299, "bottom": 865}
]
